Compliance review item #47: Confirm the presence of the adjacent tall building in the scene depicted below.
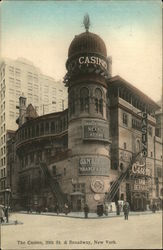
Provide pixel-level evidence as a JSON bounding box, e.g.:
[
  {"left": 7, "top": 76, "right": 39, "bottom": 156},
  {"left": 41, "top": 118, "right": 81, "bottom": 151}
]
[{"left": 0, "top": 57, "right": 67, "bottom": 199}]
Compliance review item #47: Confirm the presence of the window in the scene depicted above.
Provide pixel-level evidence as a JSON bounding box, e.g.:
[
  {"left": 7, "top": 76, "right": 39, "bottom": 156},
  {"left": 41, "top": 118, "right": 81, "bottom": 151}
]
[
  {"left": 148, "top": 126, "right": 153, "bottom": 136},
  {"left": 73, "top": 183, "right": 85, "bottom": 193},
  {"left": 157, "top": 168, "right": 162, "bottom": 178},
  {"left": 45, "top": 122, "right": 49, "bottom": 133},
  {"left": 64, "top": 168, "right": 66, "bottom": 176},
  {"left": 151, "top": 152, "right": 153, "bottom": 158},
  {"left": 95, "top": 88, "right": 103, "bottom": 115},
  {"left": 124, "top": 142, "right": 127, "bottom": 150},
  {"left": 3, "top": 157, "right": 5, "bottom": 166},
  {"left": 132, "top": 119, "right": 141, "bottom": 131},
  {"left": 36, "top": 125, "right": 39, "bottom": 136},
  {"left": 80, "top": 87, "right": 89, "bottom": 112},
  {"left": 111, "top": 160, "right": 118, "bottom": 170},
  {"left": 9, "top": 88, "right": 14, "bottom": 95},
  {"left": 9, "top": 77, "right": 14, "bottom": 85},
  {"left": 120, "top": 163, "right": 124, "bottom": 171},
  {"left": 15, "top": 79, "right": 21, "bottom": 88},
  {"left": 15, "top": 68, "right": 21, "bottom": 77},
  {"left": 136, "top": 139, "right": 141, "bottom": 153},
  {"left": 30, "top": 153, "right": 34, "bottom": 163},
  {"left": 123, "top": 113, "right": 128, "bottom": 126},
  {"left": 51, "top": 121, "right": 55, "bottom": 133},
  {"left": 9, "top": 66, "right": 14, "bottom": 76}
]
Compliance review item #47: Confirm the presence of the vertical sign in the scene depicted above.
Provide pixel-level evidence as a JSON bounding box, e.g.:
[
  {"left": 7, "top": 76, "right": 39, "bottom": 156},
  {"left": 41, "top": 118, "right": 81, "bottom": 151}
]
[{"left": 141, "top": 112, "right": 148, "bottom": 157}]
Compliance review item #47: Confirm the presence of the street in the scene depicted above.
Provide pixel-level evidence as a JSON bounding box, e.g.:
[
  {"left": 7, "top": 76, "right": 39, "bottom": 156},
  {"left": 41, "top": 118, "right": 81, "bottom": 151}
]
[{"left": 0, "top": 212, "right": 162, "bottom": 249}]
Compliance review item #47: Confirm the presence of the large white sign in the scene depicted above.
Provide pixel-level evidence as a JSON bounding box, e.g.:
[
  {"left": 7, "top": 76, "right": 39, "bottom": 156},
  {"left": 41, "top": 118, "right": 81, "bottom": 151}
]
[{"left": 79, "top": 56, "right": 107, "bottom": 70}]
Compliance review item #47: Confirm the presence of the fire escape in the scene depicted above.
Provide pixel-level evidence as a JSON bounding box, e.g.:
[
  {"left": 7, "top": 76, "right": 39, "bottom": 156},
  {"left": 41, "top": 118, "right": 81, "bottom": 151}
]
[
  {"left": 39, "top": 161, "right": 68, "bottom": 211},
  {"left": 104, "top": 152, "right": 142, "bottom": 204}
]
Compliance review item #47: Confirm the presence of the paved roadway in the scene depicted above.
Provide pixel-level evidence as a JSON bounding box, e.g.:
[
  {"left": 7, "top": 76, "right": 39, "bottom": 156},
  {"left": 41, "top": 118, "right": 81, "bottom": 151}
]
[{"left": 0, "top": 212, "right": 162, "bottom": 249}]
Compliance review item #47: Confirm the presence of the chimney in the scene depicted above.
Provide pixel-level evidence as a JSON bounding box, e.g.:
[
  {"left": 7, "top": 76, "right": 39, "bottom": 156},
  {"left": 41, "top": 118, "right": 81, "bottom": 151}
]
[
  {"left": 19, "top": 93, "right": 27, "bottom": 127},
  {"left": 107, "top": 56, "right": 112, "bottom": 77}
]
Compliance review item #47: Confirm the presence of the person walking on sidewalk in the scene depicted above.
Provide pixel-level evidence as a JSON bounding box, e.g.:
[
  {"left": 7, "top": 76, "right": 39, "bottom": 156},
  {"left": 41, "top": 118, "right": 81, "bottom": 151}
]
[
  {"left": 152, "top": 203, "right": 156, "bottom": 213},
  {"left": 0, "top": 205, "right": 5, "bottom": 223},
  {"left": 84, "top": 203, "right": 89, "bottom": 218},
  {"left": 64, "top": 203, "right": 69, "bottom": 215},
  {"left": 123, "top": 201, "right": 130, "bottom": 220}
]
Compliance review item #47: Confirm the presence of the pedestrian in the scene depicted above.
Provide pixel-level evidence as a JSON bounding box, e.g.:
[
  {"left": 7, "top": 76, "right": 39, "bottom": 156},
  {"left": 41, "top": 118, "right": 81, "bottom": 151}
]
[
  {"left": 55, "top": 203, "right": 59, "bottom": 215},
  {"left": 152, "top": 203, "right": 156, "bottom": 213},
  {"left": 84, "top": 203, "right": 89, "bottom": 218},
  {"left": 104, "top": 203, "right": 108, "bottom": 216},
  {"left": 0, "top": 205, "right": 5, "bottom": 223},
  {"left": 97, "top": 203, "right": 104, "bottom": 217},
  {"left": 4, "top": 206, "right": 9, "bottom": 223},
  {"left": 123, "top": 201, "right": 130, "bottom": 220},
  {"left": 116, "top": 203, "right": 120, "bottom": 215},
  {"left": 64, "top": 203, "right": 69, "bottom": 215}
]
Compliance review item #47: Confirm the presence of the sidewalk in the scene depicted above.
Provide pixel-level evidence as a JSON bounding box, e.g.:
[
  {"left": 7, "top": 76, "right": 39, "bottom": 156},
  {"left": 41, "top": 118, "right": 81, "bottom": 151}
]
[
  {"left": 0, "top": 219, "right": 23, "bottom": 226},
  {"left": 19, "top": 209, "right": 162, "bottom": 219},
  {"left": 0, "top": 210, "right": 161, "bottom": 225}
]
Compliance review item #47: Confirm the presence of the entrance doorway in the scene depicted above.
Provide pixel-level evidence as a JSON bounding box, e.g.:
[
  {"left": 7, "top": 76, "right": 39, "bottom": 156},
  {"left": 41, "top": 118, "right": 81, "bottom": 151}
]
[
  {"left": 70, "top": 192, "right": 85, "bottom": 211},
  {"left": 132, "top": 194, "right": 147, "bottom": 211}
]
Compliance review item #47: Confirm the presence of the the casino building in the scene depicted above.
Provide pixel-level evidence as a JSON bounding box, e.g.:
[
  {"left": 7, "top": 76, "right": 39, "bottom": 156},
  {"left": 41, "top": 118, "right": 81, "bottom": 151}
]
[{"left": 6, "top": 18, "right": 163, "bottom": 212}]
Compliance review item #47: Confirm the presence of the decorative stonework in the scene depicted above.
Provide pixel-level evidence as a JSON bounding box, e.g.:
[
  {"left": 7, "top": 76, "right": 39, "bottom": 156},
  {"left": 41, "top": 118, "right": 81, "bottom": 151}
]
[{"left": 91, "top": 179, "right": 104, "bottom": 193}]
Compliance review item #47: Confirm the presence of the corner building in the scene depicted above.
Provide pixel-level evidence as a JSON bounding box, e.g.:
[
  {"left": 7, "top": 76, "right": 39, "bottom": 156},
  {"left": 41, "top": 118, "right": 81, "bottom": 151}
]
[
  {"left": 65, "top": 31, "right": 111, "bottom": 211},
  {"left": 6, "top": 27, "right": 163, "bottom": 212}
]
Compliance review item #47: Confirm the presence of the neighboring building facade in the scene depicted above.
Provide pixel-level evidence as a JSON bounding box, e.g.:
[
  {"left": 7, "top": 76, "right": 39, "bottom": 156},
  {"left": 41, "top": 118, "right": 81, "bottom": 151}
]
[
  {"left": 5, "top": 25, "right": 163, "bottom": 212},
  {"left": 0, "top": 57, "right": 67, "bottom": 204}
]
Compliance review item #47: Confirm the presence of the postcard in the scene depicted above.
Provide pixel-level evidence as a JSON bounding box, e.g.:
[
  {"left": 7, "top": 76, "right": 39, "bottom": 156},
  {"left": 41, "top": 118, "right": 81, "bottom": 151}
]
[{"left": 0, "top": 0, "right": 162, "bottom": 249}]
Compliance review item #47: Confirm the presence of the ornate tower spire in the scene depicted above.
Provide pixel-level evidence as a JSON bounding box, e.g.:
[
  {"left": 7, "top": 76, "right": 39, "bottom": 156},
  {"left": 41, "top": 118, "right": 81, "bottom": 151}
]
[{"left": 83, "top": 13, "right": 90, "bottom": 32}]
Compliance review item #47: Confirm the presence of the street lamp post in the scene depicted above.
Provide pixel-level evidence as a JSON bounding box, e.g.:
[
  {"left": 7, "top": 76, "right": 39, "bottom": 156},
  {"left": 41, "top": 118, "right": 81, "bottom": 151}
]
[{"left": 5, "top": 188, "right": 11, "bottom": 223}]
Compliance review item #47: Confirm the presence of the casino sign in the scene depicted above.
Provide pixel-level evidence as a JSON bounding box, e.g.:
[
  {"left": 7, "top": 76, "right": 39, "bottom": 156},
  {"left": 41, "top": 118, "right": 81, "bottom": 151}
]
[
  {"left": 131, "top": 162, "right": 151, "bottom": 176},
  {"left": 64, "top": 53, "right": 109, "bottom": 83}
]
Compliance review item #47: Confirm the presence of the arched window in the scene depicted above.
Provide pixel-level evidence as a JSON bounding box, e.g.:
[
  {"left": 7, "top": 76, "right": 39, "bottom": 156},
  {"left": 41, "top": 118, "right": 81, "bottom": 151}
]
[
  {"left": 136, "top": 139, "right": 141, "bottom": 153},
  {"left": 80, "top": 87, "right": 89, "bottom": 112},
  {"left": 95, "top": 88, "right": 103, "bottom": 115}
]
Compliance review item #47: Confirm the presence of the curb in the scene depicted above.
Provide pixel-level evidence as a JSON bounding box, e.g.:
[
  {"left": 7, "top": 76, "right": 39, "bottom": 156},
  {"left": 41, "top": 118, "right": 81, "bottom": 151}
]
[{"left": 17, "top": 210, "right": 162, "bottom": 219}]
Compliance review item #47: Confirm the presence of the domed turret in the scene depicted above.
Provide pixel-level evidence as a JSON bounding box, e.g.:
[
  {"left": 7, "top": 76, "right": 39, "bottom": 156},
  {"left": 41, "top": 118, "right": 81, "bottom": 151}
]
[
  {"left": 63, "top": 14, "right": 110, "bottom": 85},
  {"left": 68, "top": 32, "right": 107, "bottom": 59}
]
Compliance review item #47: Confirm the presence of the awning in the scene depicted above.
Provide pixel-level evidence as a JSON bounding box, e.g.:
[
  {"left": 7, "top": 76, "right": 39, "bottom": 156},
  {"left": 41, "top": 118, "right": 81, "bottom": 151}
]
[{"left": 70, "top": 191, "right": 85, "bottom": 196}]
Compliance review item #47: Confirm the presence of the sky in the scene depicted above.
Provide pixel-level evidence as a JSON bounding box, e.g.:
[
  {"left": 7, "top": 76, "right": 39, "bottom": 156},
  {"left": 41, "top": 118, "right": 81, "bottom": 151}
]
[{"left": 0, "top": 0, "right": 162, "bottom": 102}]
